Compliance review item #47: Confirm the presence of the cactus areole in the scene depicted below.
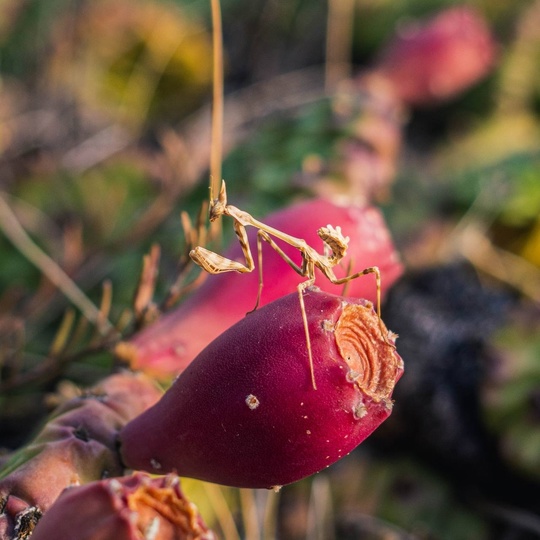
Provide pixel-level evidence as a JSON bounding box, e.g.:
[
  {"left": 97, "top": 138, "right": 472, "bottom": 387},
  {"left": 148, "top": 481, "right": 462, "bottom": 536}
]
[{"left": 119, "top": 289, "right": 403, "bottom": 489}]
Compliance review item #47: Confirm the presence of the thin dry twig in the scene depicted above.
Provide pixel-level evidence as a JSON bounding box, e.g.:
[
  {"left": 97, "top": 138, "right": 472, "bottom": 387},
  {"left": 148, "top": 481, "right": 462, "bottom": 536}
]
[
  {"left": 48, "top": 309, "right": 76, "bottom": 357},
  {"left": 457, "top": 223, "right": 540, "bottom": 303},
  {"left": 210, "top": 0, "right": 224, "bottom": 197},
  {"left": 117, "top": 67, "right": 325, "bottom": 248},
  {"left": 495, "top": 0, "right": 540, "bottom": 114},
  {"left": 202, "top": 483, "right": 241, "bottom": 540},
  {"left": 262, "top": 489, "right": 280, "bottom": 540},
  {"left": 0, "top": 316, "right": 25, "bottom": 383},
  {"left": 0, "top": 280, "right": 123, "bottom": 393},
  {"left": 160, "top": 202, "right": 209, "bottom": 311},
  {"left": 133, "top": 244, "right": 161, "bottom": 325},
  {"left": 0, "top": 192, "right": 115, "bottom": 336},
  {"left": 441, "top": 179, "right": 540, "bottom": 303},
  {"left": 0, "top": 337, "right": 116, "bottom": 393},
  {"left": 325, "top": 0, "right": 355, "bottom": 92},
  {"left": 61, "top": 124, "right": 132, "bottom": 172},
  {"left": 239, "top": 489, "right": 261, "bottom": 540},
  {"left": 209, "top": 0, "right": 225, "bottom": 247},
  {"left": 306, "top": 475, "right": 335, "bottom": 540}
]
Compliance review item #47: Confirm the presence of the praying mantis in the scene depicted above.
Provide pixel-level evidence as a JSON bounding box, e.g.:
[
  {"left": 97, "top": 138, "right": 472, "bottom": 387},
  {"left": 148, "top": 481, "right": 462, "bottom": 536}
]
[
  {"left": 186, "top": 0, "right": 393, "bottom": 390},
  {"left": 189, "top": 180, "right": 392, "bottom": 390}
]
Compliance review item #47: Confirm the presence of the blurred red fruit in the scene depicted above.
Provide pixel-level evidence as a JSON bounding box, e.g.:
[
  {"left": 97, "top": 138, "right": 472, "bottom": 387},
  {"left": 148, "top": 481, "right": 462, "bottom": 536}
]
[
  {"left": 376, "top": 7, "right": 497, "bottom": 106},
  {"left": 119, "top": 288, "right": 403, "bottom": 489},
  {"left": 31, "top": 473, "right": 214, "bottom": 540},
  {"left": 116, "top": 198, "right": 402, "bottom": 378},
  {"left": 330, "top": 74, "right": 405, "bottom": 204}
]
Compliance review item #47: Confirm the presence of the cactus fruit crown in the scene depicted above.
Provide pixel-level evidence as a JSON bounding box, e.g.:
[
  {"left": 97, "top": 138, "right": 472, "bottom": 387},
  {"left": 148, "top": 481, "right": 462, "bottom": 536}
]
[{"left": 336, "top": 302, "right": 401, "bottom": 404}]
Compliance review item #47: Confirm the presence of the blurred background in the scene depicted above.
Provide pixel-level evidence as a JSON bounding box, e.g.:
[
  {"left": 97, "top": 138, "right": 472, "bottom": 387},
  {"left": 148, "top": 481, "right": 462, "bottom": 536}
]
[{"left": 0, "top": 0, "right": 540, "bottom": 538}]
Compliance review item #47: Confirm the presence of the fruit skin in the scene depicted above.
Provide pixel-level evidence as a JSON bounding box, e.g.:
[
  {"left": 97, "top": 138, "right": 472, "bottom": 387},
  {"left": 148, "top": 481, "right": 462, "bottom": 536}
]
[
  {"left": 116, "top": 198, "right": 403, "bottom": 379},
  {"left": 0, "top": 372, "right": 162, "bottom": 540},
  {"left": 376, "top": 7, "right": 496, "bottom": 106},
  {"left": 30, "top": 473, "right": 214, "bottom": 540},
  {"left": 119, "top": 288, "right": 403, "bottom": 489}
]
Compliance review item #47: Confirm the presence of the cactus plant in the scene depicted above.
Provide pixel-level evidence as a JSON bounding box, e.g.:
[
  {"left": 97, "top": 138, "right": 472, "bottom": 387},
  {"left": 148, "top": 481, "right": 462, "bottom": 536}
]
[
  {"left": 119, "top": 288, "right": 403, "bottom": 489},
  {"left": 0, "top": 372, "right": 162, "bottom": 540}
]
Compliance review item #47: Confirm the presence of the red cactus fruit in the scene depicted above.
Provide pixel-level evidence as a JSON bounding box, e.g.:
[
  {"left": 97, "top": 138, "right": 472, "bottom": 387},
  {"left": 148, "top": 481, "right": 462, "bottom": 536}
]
[
  {"left": 119, "top": 288, "right": 403, "bottom": 489},
  {"left": 116, "top": 198, "right": 402, "bottom": 378},
  {"left": 330, "top": 74, "right": 405, "bottom": 204},
  {"left": 375, "top": 7, "right": 497, "bottom": 106},
  {"left": 30, "top": 473, "right": 214, "bottom": 540},
  {"left": 0, "top": 372, "right": 162, "bottom": 540}
]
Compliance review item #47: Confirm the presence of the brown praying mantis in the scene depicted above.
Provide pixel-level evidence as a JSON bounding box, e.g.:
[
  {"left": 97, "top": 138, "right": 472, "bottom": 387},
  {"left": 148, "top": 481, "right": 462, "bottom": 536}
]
[{"left": 189, "top": 180, "right": 392, "bottom": 390}]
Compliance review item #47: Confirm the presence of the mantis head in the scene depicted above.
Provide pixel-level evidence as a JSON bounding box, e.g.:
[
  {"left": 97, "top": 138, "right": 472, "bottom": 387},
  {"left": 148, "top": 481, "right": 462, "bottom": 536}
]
[
  {"left": 318, "top": 225, "right": 349, "bottom": 264},
  {"left": 209, "top": 180, "right": 228, "bottom": 221}
]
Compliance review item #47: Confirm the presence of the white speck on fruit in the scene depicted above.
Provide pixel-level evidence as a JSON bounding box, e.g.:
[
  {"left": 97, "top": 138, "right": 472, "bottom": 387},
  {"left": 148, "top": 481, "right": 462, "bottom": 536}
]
[
  {"left": 246, "top": 394, "right": 260, "bottom": 410},
  {"left": 322, "top": 319, "right": 335, "bottom": 332},
  {"left": 306, "top": 430, "right": 311, "bottom": 435},
  {"left": 353, "top": 401, "right": 368, "bottom": 419},
  {"left": 150, "top": 458, "right": 162, "bottom": 470},
  {"left": 383, "top": 398, "right": 394, "bottom": 412},
  {"left": 271, "top": 485, "right": 282, "bottom": 493}
]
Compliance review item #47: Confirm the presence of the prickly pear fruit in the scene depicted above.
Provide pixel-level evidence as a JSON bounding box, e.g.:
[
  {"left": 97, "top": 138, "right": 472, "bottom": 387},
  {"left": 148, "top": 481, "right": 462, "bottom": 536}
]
[{"left": 119, "top": 288, "right": 403, "bottom": 489}]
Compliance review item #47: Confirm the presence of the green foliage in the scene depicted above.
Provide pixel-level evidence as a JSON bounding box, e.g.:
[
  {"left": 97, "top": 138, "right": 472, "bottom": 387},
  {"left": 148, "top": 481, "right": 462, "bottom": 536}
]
[
  {"left": 12, "top": 162, "right": 155, "bottom": 247},
  {"left": 223, "top": 99, "right": 339, "bottom": 208},
  {"left": 483, "top": 319, "right": 540, "bottom": 479}
]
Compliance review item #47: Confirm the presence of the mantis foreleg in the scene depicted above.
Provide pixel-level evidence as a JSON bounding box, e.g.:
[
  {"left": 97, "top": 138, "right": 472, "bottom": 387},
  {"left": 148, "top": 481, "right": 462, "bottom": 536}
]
[{"left": 189, "top": 219, "right": 255, "bottom": 274}]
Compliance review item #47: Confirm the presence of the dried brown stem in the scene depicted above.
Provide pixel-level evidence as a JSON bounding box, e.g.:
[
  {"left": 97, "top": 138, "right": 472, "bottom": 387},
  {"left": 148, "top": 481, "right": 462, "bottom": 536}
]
[
  {"left": 210, "top": 0, "right": 224, "bottom": 196},
  {"left": 457, "top": 223, "right": 540, "bottom": 303},
  {"left": 325, "top": 0, "right": 355, "bottom": 92},
  {"left": 0, "top": 193, "right": 115, "bottom": 336},
  {"left": 202, "top": 483, "right": 241, "bottom": 540},
  {"left": 133, "top": 244, "right": 161, "bottom": 326}
]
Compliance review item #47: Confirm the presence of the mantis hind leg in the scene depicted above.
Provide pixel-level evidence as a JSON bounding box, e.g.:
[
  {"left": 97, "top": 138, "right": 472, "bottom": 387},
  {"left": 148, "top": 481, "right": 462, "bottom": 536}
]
[
  {"left": 245, "top": 231, "right": 266, "bottom": 314},
  {"left": 247, "top": 229, "right": 306, "bottom": 312},
  {"left": 189, "top": 219, "right": 255, "bottom": 275},
  {"left": 340, "top": 257, "right": 354, "bottom": 297},
  {"left": 254, "top": 231, "right": 318, "bottom": 389},
  {"left": 297, "top": 278, "right": 317, "bottom": 390}
]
